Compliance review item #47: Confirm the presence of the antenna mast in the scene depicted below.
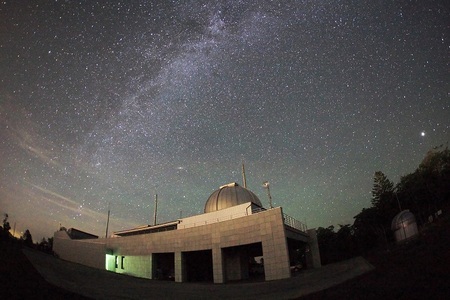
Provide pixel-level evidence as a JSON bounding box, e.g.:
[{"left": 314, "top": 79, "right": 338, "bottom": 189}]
[
  {"left": 105, "top": 203, "right": 110, "bottom": 238},
  {"left": 242, "top": 162, "right": 247, "bottom": 188},
  {"left": 153, "top": 194, "right": 158, "bottom": 225},
  {"left": 262, "top": 181, "right": 273, "bottom": 208}
]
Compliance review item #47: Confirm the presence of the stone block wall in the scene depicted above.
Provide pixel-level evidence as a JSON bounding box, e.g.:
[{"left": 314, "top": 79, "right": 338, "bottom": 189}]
[
  {"left": 115, "top": 255, "right": 153, "bottom": 279},
  {"left": 53, "top": 230, "right": 106, "bottom": 270},
  {"left": 54, "top": 207, "right": 297, "bottom": 283}
]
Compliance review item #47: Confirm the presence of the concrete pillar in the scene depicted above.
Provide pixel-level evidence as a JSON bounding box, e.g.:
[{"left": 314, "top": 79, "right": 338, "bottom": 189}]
[
  {"left": 212, "top": 245, "right": 224, "bottom": 283},
  {"left": 261, "top": 208, "right": 291, "bottom": 281},
  {"left": 148, "top": 254, "right": 154, "bottom": 279},
  {"left": 306, "top": 228, "right": 321, "bottom": 268},
  {"left": 174, "top": 251, "right": 185, "bottom": 282}
]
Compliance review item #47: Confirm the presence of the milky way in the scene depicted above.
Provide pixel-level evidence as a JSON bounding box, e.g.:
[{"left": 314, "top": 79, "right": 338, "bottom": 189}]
[{"left": 1, "top": 1, "right": 449, "bottom": 240}]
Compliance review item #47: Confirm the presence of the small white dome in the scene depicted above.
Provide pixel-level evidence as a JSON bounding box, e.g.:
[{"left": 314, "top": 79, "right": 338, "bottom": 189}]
[{"left": 391, "top": 210, "right": 417, "bottom": 231}]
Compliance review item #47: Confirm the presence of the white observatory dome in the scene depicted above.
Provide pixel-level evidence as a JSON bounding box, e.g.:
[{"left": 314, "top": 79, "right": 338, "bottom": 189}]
[{"left": 204, "top": 182, "right": 262, "bottom": 213}]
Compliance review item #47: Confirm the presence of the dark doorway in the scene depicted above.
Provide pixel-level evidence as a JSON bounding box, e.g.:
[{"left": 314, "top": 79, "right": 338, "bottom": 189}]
[
  {"left": 183, "top": 250, "right": 213, "bottom": 282},
  {"left": 287, "top": 238, "right": 307, "bottom": 274},
  {"left": 222, "top": 242, "right": 264, "bottom": 282},
  {"left": 153, "top": 253, "right": 174, "bottom": 280}
]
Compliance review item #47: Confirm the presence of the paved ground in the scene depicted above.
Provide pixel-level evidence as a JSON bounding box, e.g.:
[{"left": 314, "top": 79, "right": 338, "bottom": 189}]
[{"left": 23, "top": 249, "right": 374, "bottom": 300}]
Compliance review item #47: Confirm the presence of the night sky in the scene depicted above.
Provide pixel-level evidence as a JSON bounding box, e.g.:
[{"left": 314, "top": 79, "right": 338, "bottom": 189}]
[{"left": 1, "top": 1, "right": 448, "bottom": 241}]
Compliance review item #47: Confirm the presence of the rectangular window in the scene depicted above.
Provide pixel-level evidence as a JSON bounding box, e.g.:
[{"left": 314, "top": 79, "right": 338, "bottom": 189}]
[
  {"left": 115, "top": 256, "right": 118, "bottom": 268},
  {"left": 121, "top": 256, "right": 125, "bottom": 269}
]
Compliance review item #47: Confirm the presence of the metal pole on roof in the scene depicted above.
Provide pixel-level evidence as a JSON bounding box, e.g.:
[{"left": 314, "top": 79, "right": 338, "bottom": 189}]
[
  {"left": 153, "top": 194, "right": 158, "bottom": 226},
  {"left": 105, "top": 203, "right": 110, "bottom": 238},
  {"left": 262, "top": 181, "right": 273, "bottom": 209},
  {"left": 242, "top": 162, "right": 247, "bottom": 188}
]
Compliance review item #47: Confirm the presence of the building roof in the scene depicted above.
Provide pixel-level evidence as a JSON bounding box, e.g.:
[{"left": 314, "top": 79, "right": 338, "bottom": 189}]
[
  {"left": 204, "top": 182, "right": 263, "bottom": 213},
  {"left": 113, "top": 220, "right": 179, "bottom": 237},
  {"left": 67, "top": 228, "right": 99, "bottom": 240}
]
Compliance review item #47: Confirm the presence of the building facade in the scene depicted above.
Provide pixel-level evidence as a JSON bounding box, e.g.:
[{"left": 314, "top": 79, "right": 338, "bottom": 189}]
[{"left": 54, "top": 183, "right": 321, "bottom": 283}]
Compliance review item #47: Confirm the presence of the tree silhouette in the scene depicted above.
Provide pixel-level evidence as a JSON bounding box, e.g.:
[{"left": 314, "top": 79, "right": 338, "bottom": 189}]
[
  {"left": 37, "top": 237, "right": 54, "bottom": 253},
  {"left": 396, "top": 145, "right": 450, "bottom": 225},
  {"left": 315, "top": 146, "right": 449, "bottom": 262},
  {"left": 353, "top": 207, "right": 388, "bottom": 251},
  {"left": 316, "top": 226, "right": 336, "bottom": 264},
  {"left": 2, "top": 213, "right": 11, "bottom": 232},
  {"left": 335, "top": 224, "right": 357, "bottom": 259},
  {"left": 351, "top": 146, "right": 450, "bottom": 252},
  {"left": 22, "top": 229, "right": 33, "bottom": 247},
  {"left": 1, "top": 213, "right": 11, "bottom": 240},
  {"left": 371, "top": 171, "right": 394, "bottom": 208},
  {"left": 316, "top": 224, "right": 358, "bottom": 264}
]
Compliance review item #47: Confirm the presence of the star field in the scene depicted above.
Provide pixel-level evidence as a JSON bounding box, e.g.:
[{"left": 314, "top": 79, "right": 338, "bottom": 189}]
[{"left": 1, "top": 1, "right": 449, "bottom": 240}]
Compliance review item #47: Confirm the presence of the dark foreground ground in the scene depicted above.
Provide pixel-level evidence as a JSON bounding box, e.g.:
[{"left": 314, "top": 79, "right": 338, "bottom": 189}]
[
  {"left": 1, "top": 216, "right": 449, "bottom": 299},
  {"left": 0, "top": 239, "right": 90, "bottom": 300},
  {"left": 298, "top": 217, "right": 450, "bottom": 300}
]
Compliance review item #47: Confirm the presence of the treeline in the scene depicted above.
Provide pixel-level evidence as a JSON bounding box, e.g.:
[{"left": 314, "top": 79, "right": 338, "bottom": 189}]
[
  {"left": 0, "top": 214, "right": 54, "bottom": 254},
  {"left": 317, "top": 145, "right": 450, "bottom": 265}
]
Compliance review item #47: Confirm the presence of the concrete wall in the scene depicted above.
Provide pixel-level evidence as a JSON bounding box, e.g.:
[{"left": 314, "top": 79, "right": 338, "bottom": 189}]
[
  {"left": 260, "top": 209, "right": 291, "bottom": 281},
  {"left": 306, "top": 228, "right": 321, "bottom": 268},
  {"left": 105, "top": 207, "right": 291, "bottom": 283},
  {"left": 53, "top": 230, "right": 106, "bottom": 270},
  {"left": 54, "top": 207, "right": 298, "bottom": 283},
  {"left": 115, "top": 255, "right": 153, "bottom": 279},
  {"left": 178, "top": 202, "right": 253, "bottom": 229}
]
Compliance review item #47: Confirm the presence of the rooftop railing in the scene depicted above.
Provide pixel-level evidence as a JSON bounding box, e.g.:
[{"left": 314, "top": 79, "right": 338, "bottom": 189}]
[
  {"left": 177, "top": 206, "right": 307, "bottom": 233},
  {"left": 283, "top": 213, "right": 307, "bottom": 232}
]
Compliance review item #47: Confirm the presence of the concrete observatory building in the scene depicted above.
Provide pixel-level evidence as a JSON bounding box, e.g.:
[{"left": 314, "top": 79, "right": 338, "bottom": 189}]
[{"left": 54, "top": 182, "right": 321, "bottom": 283}]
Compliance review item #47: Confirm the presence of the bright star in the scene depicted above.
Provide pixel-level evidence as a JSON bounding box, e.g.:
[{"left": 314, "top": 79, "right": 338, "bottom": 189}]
[{"left": 421, "top": 131, "right": 426, "bottom": 137}]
